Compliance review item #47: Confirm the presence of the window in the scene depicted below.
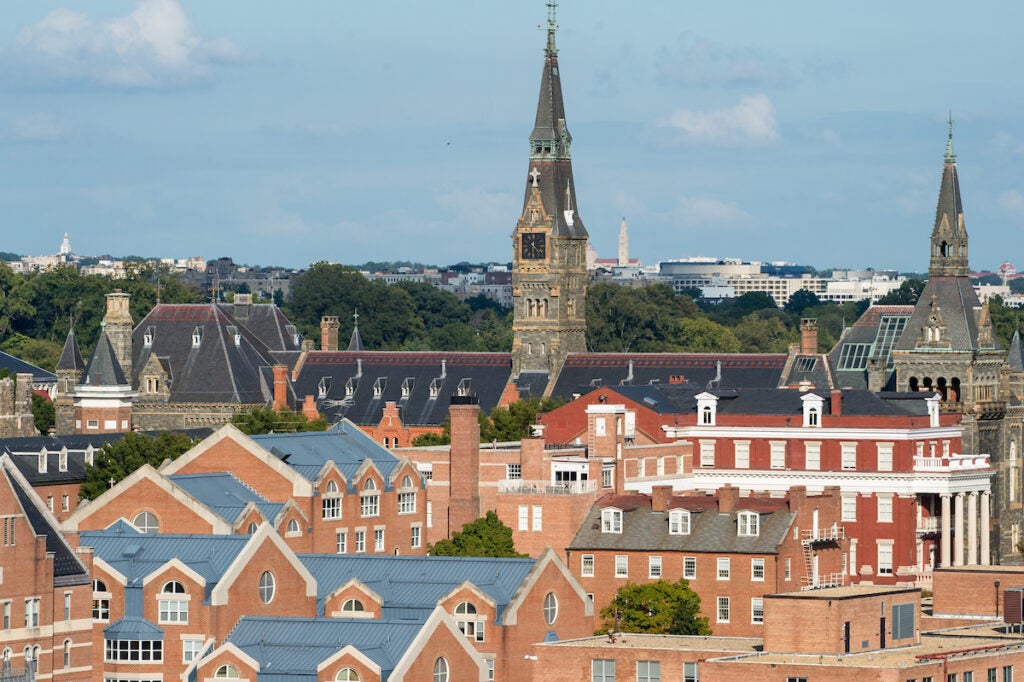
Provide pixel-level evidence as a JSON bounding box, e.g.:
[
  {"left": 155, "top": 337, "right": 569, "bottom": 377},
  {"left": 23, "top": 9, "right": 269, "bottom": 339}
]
[
  {"left": 2, "top": 601, "right": 9, "bottom": 629},
  {"left": 455, "top": 602, "right": 484, "bottom": 642},
  {"left": 411, "top": 526, "right": 421, "bottom": 548},
  {"left": 601, "top": 467, "right": 613, "bottom": 488},
  {"left": 700, "top": 440, "right": 715, "bottom": 467},
  {"left": 893, "top": 602, "right": 914, "bottom": 639},
  {"left": 751, "top": 597, "right": 764, "bottom": 624},
  {"left": 2, "top": 516, "right": 15, "bottom": 546},
  {"left": 684, "top": 662, "right": 699, "bottom": 682},
  {"left": 374, "top": 529, "right": 384, "bottom": 552},
  {"left": 649, "top": 555, "right": 662, "bottom": 578},
  {"left": 842, "top": 495, "right": 857, "bottom": 522},
  {"left": 518, "top": 505, "right": 529, "bottom": 531},
  {"left": 337, "top": 531, "right": 347, "bottom": 554},
  {"left": 737, "top": 511, "right": 759, "bottom": 536},
  {"left": 684, "top": 556, "right": 696, "bottom": 579},
  {"left": 158, "top": 581, "right": 188, "bottom": 624},
  {"left": 1003, "top": 666, "right": 1013, "bottom": 682},
  {"left": 246, "top": 521, "right": 258, "bottom": 534},
  {"left": 360, "top": 479, "right": 379, "bottom": 517},
  {"left": 989, "top": 670, "right": 998, "bottom": 682},
  {"left": 322, "top": 481, "right": 341, "bottom": 520},
  {"left": 182, "top": 639, "right": 202, "bottom": 663},
  {"left": 433, "top": 657, "right": 449, "bottom": 682},
  {"left": 104, "top": 639, "right": 162, "bottom": 662},
  {"left": 615, "top": 555, "right": 628, "bottom": 578},
  {"left": 506, "top": 463, "right": 522, "bottom": 480},
  {"left": 355, "top": 530, "right": 366, "bottom": 553},
  {"left": 877, "top": 442, "right": 894, "bottom": 471},
  {"left": 592, "top": 659, "right": 615, "bottom": 682},
  {"left": 878, "top": 542, "right": 893, "bottom": 575},
  {"left": 602, "top": 508, "right": 623, "bottom": 533},
  {"left": 734, "top": 441, "right": 750, "bottom": 468},
  {"left": 878, "top": 495, "right": 893, "bottom": 523},
  {"left": 64, "top": 592, "right": 71, "bottom": 621},
  {"left": 24, "top": 598, "right": 39, "bottom": 627},
  {"left": 215, "top": 665, "right": 239, "bottom": 678},
  {"left": 669, "top": 509, "right": 690, "bottom": 535},
  {"left": 637, "top": 661, "right": 661, "bottom": 682},
  {"left": 92, "top": 580, "right": 109, "bottom": 621},
  {"left": 337, "top": 669, "right": 360, "bottom": 681},
  {"left": 752, "top": 558, "right": 765, "bottom": 581},
  {"left": 785, "top": 557, "right": 791, "bottom": 581},
  {"left": 544, "top": 592, "right": 558, "bottom": 625},
  {"left": 581, "top": 554, "right": 595, "bottom": 577},
  {"left": 805, "top": 442, "right": 821, "bottom": 470},
  {"left": 770, "top": 441, "right": 786, "bottom": 469},
  {"left": 717, "top": 596, "right": 730, "bottom": 622},
  {"left": 398, "top": 491, "right": 416, "bottom": 514},
  {"left": 258, "top": 571, "right": 275, "bottom": 604},
  {"left": 62, "top": 495, "right": 70, "bottom": 512},
  {"left": 133, "top": 511, "right": 159, "bottom": 534},
  {"left": 62, "top": 639, "right": 71, "bottom": 668},
  {"left": 342, "top": 599, "right": 365, "bottom": 613},
  {"left": 533, "top": 505, "right": 543, "bottom": 531},
  {"left": 841, "top": 442, "right": 857, "bottom": 470},
  {"left": 287, "top": 519, "right": 300, "bottom": 535},
  {"left": 717, "top": 557, "right": 730, "bottom": 580}
]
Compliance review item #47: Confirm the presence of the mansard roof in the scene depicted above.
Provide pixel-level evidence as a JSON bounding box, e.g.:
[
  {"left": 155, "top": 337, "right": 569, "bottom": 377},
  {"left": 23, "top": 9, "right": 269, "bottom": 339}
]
[
  {"left": 291, "top": 351, "right": 512, "bottom": 427},
  {"left": 548, "top": 352, "right": 787, "bottom": 400},
  {"left": 81, "top": 331, "right": 128, "bottom": 386}
]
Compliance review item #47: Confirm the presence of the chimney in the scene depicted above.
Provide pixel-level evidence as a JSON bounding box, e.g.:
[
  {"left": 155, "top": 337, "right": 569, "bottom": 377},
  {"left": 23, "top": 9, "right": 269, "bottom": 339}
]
[
  {"left": 718, "top": 484, "right": 739, "bottom": 514},
  {"left": 301, "top": 395, "right": 320, "bottom": 421},
  {"left": 320, "top": 315, "right": 340, "bottom": 351},
  {"left": 651, "top": 485, "right": 673, "bottom": 512},
  {"left": 272, "top": 364, "right": 288, "bottom": 411},
  {"left": 831, "top": 389, "right": 842, "bottom": 416},
  {"left": 448, "top": 395, "right": 482, "bottom": 534},
  {"left": 788, "top": 485, "right": 807, "bottom": 512},
  {"left": 800, "top": 318, "right": 818, "bottom": 355}
]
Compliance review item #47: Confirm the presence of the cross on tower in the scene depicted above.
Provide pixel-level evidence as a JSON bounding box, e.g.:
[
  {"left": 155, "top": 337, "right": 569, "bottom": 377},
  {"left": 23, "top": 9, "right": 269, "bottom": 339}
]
[
  {"left": 529, "top": 167, "right": 540, "bottom": 188},
  {"left": 353, "top": 309, "right": 359, "bottom": 326}
]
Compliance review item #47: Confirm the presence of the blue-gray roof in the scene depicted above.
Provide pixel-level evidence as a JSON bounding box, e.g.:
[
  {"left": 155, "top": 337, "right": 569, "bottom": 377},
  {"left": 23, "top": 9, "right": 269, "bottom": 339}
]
[
  {"left": 0, "top": 350, "right": 56, "bottom": 382},
  {"left": 251, "top": 422, "right": 402, "bottom": 489},
  {"left": 225, "top": 616, "right": 425, "bottom": 681},
  {"left": 298, "top": 554, "right": 536, "bottom": 620},
  {"left": 104, "top": 615, "right": 164, "bottom": 640},
  {"left": 168, "top": 472, "right": 284, "bottom": 525}
]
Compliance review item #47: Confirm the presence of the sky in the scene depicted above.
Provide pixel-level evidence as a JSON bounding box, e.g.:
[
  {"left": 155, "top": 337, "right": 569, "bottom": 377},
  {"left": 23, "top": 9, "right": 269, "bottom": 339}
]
[{"left": 2, "top": 1, "right": 1024, "bottom": 273}]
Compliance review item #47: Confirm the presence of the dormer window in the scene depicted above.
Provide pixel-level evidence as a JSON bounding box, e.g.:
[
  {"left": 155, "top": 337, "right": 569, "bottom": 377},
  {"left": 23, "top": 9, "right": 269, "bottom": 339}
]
[
  {"left": 345, "top": 377, "right": 356, "bottom": 399},
  {"left": 191, "top": 326, "right": 203, "bottom": 348},
  {"left": 668, "top": 509, "right": 691, "bottom": 535},
  {"left": 601, "top": 508, "right": 623, "bottom": 534},
  {"left": 59, "top": 448, "right": 68, "bottom": 472},
  {"left": 373, "top": 377, "right": 386, "bottom": 399},
  {"left": 737, "top": 511, "right": 760, "bottom": 537},
  {"left": 143, "top": 327, "right": 154, "bottom": 348},
  {"left": 801, "top": 393, "right": 825, "bottom": 428},
  {"left": 695, "top": 392, "right": 718, "bottom": 426},
  {"left": 401, "top": 377, "right": 414, "bottom": 399},
  {"left": 457, "top": 378, "right": 471, "bottom": 397},
  {"left": 85, "top": 445, "right": 94, "bottom": 466},
  {"left": 318, "top": 377, "right": 331, "bottom": 399},
  {"left": 37, "top": 449, "right": 47, "bottom": 474}
]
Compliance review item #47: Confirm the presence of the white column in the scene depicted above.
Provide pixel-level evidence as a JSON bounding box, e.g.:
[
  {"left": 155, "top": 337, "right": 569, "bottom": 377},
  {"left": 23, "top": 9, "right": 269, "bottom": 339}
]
[
  {"left": 981, "top": 492, "right": 991, "bottom": 565},
  {"left": 967, "top": 491, "right": 978, "bottom": 565},
  {"left": 954, "top": 492, "right": 965, "bottom": 567},
  {"left": 940, "top": 494, "right": 952, "bottom": 568}
]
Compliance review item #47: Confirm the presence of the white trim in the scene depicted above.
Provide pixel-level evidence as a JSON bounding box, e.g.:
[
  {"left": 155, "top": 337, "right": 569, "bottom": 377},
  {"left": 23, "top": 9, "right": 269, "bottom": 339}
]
[
  {"left": 141, "top": 558, "right": 207, "bottom": 590},
  {"left": 388, "top": 606, "right": 488, "bottom": 682},
  {"left": 210, "top": 523, "right": 316, "bottom": 606},
  {"left": 193, "top": 641, "right": 260, "bottom": 678},
  {"left": 663, "top": 424, "right": 963, "bottom": 442},
  {"left": 316, "top": 644, "right": 382, "bottom": 677},
  {"left": 502, "top": 547, "right": 592, "bottom": 625}
]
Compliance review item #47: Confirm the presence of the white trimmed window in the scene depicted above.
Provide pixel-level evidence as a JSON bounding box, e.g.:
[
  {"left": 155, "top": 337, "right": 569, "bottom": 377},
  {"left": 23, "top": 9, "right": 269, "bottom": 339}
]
[
  {"left": 841, "top": 442, "right": 857, "bottom": 470},
  {"left": 769, "top": 441, "right": 786, "bottom": 469},
  {"left": 877, "top": 494, "right": 893, "bottom": 523},
  {"left": 668, "top": 509, "right": 690, "bottom": 535},
  {"left": 751, "top": 597, "right": 764, "bottom": 624},
  {"left": 717, "top": 596, "right": 730, "bottom": 623},
  {"left": 602, "top": 508, "right": 623, "bottom": 534},
  {"left": 398, "top": 476, "right": 416, "bottom": 514},
  {"left": 411, "top": 525, "right": 421, "bottom": 548},
  {"left": 374, "top": 529, "right": 384, "bottom": 552},
  {"left": 805, "top": 441, "right": 821, "bottom": 470},
  {"left": 532, "top": 505, "right": 543, "bottom": 531},
  {"left": 700, "top": 440, "right": 715, "bottom": 467},
  {"left": 738, "top": 511, "right": 759, "bottom": 537},
  {"left": 518, "top": 505, "right": 529, "bottom": 531},
  {"left": 683, "top": 556, "right": 696, "bottom": 579},
  {"left": 454, "top": 602, "right": 485, "bottom": 642},
  {"left": 615, "top": 555, "right": 628, "bottom": 578},
  {"left": 842, "top": 495, "right": 857, "bottom": 522},
  {"left": 717, "top": 557, "right": 730, "bottom": 580},
  {"left": 158, "top": 581, "right": 188, "bottom": 624},
  {"left": 877, "top": 442, "right": 894, "bottom": 472},
  {"left": 337, "top": 531, "right": 347, "bottom": 554},
  {"left": 751, "top": 558, "right": 765, "bottom": 581},
  {"left": 506, "top": 463, "right": 522, "bottom": 480},
  {"left": 649, "top": 555, "right": 662, "bottom": 579},
  {"left": 877, "top": 541, "right": 894, "bottom": 575},
  {"left": 355, "top": 530, "right": 366, "bottom": 553},
  {"left": 734, "top": 440, "right": 750, "bottom": 468},
  {"left": 322, "top": 481, "right": 341, "bottom": 520},
  {"left": 581, "top": 554, "right": 595, "bottom": 577},
  {"left": 360, "top": 479, "right": 379, "bottom": 517},
  {"left": 182, "top": 638, "right": 202, "bottom": 664}
]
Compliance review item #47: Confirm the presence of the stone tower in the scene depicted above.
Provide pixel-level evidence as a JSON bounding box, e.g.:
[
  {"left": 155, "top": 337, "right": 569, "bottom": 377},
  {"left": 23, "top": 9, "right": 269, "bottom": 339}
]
[
  {"left": 103, "top": 289, "right": 134, "bottom": 381},
  {"left": 511, "top": 1, "right": 589, "bottom": 378},
  {"left": 54, "top": 328, "right": 85, "bottom": 435}
]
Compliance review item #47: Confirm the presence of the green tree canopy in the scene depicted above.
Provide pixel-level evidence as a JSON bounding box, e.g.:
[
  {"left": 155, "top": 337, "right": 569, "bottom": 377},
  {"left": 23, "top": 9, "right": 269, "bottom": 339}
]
[
  {"left": 598, "top": 579, "right": 711, "bottom": 636},
  {"left": 429, "top": 510, "right": 525, "bottom": 557},
  {"left": 81, "top": 431, "right": 197, "bottom": 500},
  {"left": 31, "top": 394, "right": 54, "bottom": 435},
  {"left": 481, "top": 396, "right": 565, "bottom": 443},
  {"left": 784, "top": 289, "right": 822, "bottom": 316},
  {"left": 876, "top": 278, "right": 925, "bottom": 305},
  {"left": 586, "top": 282, "right": 700, "bottom": 353},
  {"left": 230, "top": 406, "right": 328, "bottom": 435}
]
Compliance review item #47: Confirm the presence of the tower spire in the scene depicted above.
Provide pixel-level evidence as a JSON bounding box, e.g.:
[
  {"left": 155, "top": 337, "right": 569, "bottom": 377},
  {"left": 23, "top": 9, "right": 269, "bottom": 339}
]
[
  {"left": 545, "top": 0, "right": 558, "bottom": 56},
  {"left": 945, "top": 111, "right": 956, "bottom": 164},
  {"left": 929, "top": 116, "right": 968, "bottom": 277}
]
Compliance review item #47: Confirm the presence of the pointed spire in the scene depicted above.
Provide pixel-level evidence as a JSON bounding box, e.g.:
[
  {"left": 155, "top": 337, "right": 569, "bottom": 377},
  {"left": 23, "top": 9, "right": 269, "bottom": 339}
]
[
  {"left": 945, "top": 111, "right": 956, "bottom": 164},
  {"left": 56, "top": 327, "right": 85, "bottom": 372},
  {"left": 929, "top": 116, "right": 969, "bottom": 277},
  {"left": 1009, "top": 329, "right": 1024, "bottom": 372},
  {"left": 347, "top": 309, "right": 364, "bottom": 351},
  {"left": 545, "top": 0, "right": 558, "bottom": 56},
  {"left": 80, "top": 332, "right": 128, "bottom": 387}
]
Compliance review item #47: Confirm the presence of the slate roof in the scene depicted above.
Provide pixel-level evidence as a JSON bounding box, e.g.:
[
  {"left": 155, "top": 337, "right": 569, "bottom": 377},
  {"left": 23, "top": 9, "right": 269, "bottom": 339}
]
[
  {"left": 131, "top": 304, "right": 289, "bottom": 404},
  {"left": 250, "top": 421, "right": 408, "bottom": 488},
  {"left": 215, "top": 302, "right": 301, "bottom": 353},
  {"left": 828, "top": 305, "right": 914, "bottom": 390},
  {"left": 224, "top": 617, "right": 425, "bottom": 681},
  {"left": 894, "top": 277, "right": 992, "bottom": 352},
  {"left": 81, "top": 331, "right": 127, "bottom": 386},
  {"left": 0, "top": 349, "right": 56, "bottom": 384},
  {"left": 297, "top": 553, "right": 537, "bottom": 620},
  {"left": 1009, "top": 330, "right": 1024, "bottom": 372},
  {"left": 2, "top": 457, "right": 90, "bottom": 584},
  {"left": 548, "top": 353, "right": 787, "bottom": 400},
  {"left": 167, "top": 472, "right": 284, "bottom": 525},
  {"left": 56, "top": 329, "right": 85, "bottom": 373},
  {"left": 568, "top": 493, "right": 794, "bottom": 555},
  {"left": 778, "top": 354, "right": 834, "bottom": 390},
  {"left": 291, "top": 351, "right": 512, "bottom": 427}
]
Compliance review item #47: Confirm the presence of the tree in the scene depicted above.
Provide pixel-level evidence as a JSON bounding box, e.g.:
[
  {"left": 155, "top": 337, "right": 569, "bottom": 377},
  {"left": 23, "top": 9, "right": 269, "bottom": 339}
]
[
  {"left": 428, "top": 511, "right": 526, "bottom": 557},
  {"left": 230, "top": 406, "right": 328, "bottom": 435},
  {"left": 31, "top": 394, "right": 54, "bottom": 435},
  {"left": 676, "top": 317, "right": 741, "bottom": 353},
  {"left": 784, "top": 289, "right": 822, "bottom": 316},
  {"left": 598, "top": 579, "right": 711, "bottom": 636},
  {"left": 876, "top": 278, "right": 925, "bottom": 305},
  {"left": 81, "top": 431, "right": 197, "bottom": 500},
  {"left": 480, "top": 396, "right": 565, "bottom": 443}
]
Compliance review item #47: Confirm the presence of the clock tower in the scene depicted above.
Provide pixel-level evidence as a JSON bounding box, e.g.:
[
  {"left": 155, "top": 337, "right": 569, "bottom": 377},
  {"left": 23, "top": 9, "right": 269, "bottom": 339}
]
[{"left": 511, "top": 1, "right": 588, "bottom": 378}]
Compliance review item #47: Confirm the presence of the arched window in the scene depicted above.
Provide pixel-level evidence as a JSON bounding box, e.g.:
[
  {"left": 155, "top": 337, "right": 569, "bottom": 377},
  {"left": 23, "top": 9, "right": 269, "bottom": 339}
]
[
  {"left": 398, "top": 475, "right": 417, "bottom": 514},
  {"left": 433, "top": 657, "right": 449, "bottom": 682},
  {"left": 402, "top": 475, "right": 413, "bottom": 488},
  {"left": 323, "top": 480, "right": 341, "bottom": 520},
  {"left": 246, "top": 522, "right": 258, "bottom": 534},
  {"left": 258, "top": 571, "right": 275, "bottom": 604},
  {"left": 342, "top": 599, "right": 365, "bottom": 613},
  {"left": 159, "top": 581, "right": 188, "bottom": 624},
  {"left": 364, "top": 479, "right": 377, "bottom": 491},
  {"left": 336, "top": 669, "right": 360, "bottom": 681},
  {"left": 701, "top": 406, "right": 712, "bottom": 425},
  {"left": 454, "top": 602, "right": 484, "bottom": 641},
  {"left": 361, "top": 478, "right": 380, "bottom": 518},
  {"left": 133, "top": 511, "right": 159, "bottom": 534},
  {"left": 951, "top": 377, "right": 961, "bottom": 402},
  {"left": 92, "top": 580, "right": 110, "bottom": 620},
  {"left": 909, "top": 377, "right": 919, "bottom": 392},
  {"left": 543, "top": 592, "right": 558, "bottom": 625},
  {"left": 287, "top": 519, "right": 300, "bottom": 534},
  {"left": 215, "top": 665, "right": 239, "bottom": 678}
]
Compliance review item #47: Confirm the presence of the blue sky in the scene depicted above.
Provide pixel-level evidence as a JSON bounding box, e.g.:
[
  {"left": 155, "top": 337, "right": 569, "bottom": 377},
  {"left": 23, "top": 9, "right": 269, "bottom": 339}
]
[{"left": 1, "top": 1, "right": 1023, "bottom": 273}]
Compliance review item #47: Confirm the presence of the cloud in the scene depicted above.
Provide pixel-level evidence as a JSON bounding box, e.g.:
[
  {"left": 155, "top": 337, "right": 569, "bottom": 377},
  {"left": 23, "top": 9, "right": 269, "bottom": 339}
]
[
  {"left": 2, "top": 114, "right": 69, "bottom": 142},
  {"left": 993, "top": 132, "right": 1024, "bottom": 158},
  {"left": 10, "top": 0, "right": 242, "bottom": 89},
  {"left": 434, "top": 187, "right": 518, "bottom": 229},
  {"left": 999, "top": 190, "right": 1024, "bottom": 217},
  {"left": 660, "top": 94, "right": 780, "bottom": 146},
  {"left": 656, "top": 33, "right": 792, "bottom": 89},
  {"left": 673, "top": 197, "right": 752, "bottom": 226}
]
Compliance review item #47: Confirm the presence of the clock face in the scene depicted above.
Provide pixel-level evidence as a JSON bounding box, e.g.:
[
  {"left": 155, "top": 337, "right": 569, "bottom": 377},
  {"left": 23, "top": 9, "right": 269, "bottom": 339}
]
[{"left": 521, "top": 232, "right": 547, "bottom": 260}]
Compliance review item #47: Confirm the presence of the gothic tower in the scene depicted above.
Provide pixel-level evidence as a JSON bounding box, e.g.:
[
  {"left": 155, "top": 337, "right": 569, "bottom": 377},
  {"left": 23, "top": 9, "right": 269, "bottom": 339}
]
[
  {"left": 511, "top": 1, "right": 589, "bottom": 378},
  {"left": 103, "top": 289, "right": 134, "bottom": 381}
]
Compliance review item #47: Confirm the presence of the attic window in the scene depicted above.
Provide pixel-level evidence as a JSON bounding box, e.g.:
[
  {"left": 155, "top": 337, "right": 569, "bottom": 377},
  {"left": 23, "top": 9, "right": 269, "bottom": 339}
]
[
  {"left": 59, "top": 448, "right": 68, "bottom": 472},
  {"left": 318, "top": 377, "right": 331, "bottom": 399},
  {"left": 429, "top": 378, "right": 442, "bottom": 399},
  {"left": 737, "top": 511, "right": 760, "bottom": 537},
  {"left": 401, "top": 377, "right": 414, "bottom": 399},
  {"left": 37, "top": 449, "right": 47, "bottom": 474},
  {"left": 668, "top": 509, "right": 690, "bottom": 535},
  {"left": 191, "top": 326, "right": 203, "bottom": 348},
  {"left": 457, "top": 378, "right": 472, "bottom": 397},
  {"left": 601, "top": 508, "right": 622, "bottom": 534},
  {"left": 143, "top": 327, "right": 154, "bottom": 348},
  {"left": 345, "top": 377, "right": 356, "bottom": 399},
  {"left": 342, "top": 599, "right": 365, "bottom": 613},
  {"left": 373, "top": 377, "right": 386, "bottom": 399}
]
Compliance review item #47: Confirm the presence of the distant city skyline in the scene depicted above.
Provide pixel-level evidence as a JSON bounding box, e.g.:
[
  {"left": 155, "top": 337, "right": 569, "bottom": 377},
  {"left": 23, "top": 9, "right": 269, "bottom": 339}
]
[{"left": 1, "top": 1, "right": 1023, "bottom": 272}]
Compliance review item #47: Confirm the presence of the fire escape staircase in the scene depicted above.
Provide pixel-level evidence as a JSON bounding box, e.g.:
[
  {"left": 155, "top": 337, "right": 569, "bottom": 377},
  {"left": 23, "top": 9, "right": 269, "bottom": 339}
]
[{"left": 801, "top": 524, "right": 846, "bottom": 591}]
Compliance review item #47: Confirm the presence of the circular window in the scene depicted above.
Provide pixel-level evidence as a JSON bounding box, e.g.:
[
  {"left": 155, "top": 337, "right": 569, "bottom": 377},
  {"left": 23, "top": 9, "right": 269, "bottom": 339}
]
[
  {"left": 258, "top": 571, "right": 275, "bottom": 604},
  {"left": 433, "top": 657, "right": 448, "bottom": 682},
  {"left": 132, "top": 511, "right": 159, "bottom": 534},
  {"left": 543, "top": 592, "right": 558, "bottom": 625},
  {"left": 342, "top": 599, "right": 365, "bottom": 612}
]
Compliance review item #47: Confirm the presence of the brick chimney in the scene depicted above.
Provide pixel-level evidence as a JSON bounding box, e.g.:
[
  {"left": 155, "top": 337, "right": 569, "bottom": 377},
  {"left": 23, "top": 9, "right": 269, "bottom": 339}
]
[
  {"left": 788, "top": 485, "right": 807, "bottom": 512},
  {"left": 320, "top": 316, "right": 340, "bottom": 351},
  {"left": 272, "top": 364, "right": 288, "bottom": 410},
  {"left": 718, "top": 484, "right": 739, "bottom": 513},
  {"left": 448, "top": 395, "right": 481, "bottom": 535},
  {"left": 301, "top": 395, "right": 319, "bottom": 421},
  {"left": 651, "top": 485, "right": 673, "bottom": 512},
  {"left": 830, "top": 389, "right": 842, "bottom": 416},
  {"left": 800, "top": 318, "right": 818, "bottom": 355}
]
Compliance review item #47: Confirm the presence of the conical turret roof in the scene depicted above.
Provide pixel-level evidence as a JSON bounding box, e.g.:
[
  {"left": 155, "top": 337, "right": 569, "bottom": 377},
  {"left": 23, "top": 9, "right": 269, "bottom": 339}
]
[
  {"left": 56, "top": 329, "right": 85, "bottom": 372},
  {"left": 80, "top": 331, "right": 128, "bottom": 387}
]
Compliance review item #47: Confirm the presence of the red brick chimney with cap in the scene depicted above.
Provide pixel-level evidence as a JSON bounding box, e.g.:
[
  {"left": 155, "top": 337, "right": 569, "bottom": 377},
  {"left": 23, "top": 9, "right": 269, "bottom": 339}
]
[
  {"left": 320, "top": 315, "right": 340, "bottom": 351},
  {"left": 272, "top": 364, "right": 288, "bottom": 410},
  {"left": 788, "top": 485, "right": 807, "bottom": 512},
  {"left": 448, "top": 395, "right": 482, "bottom": 535},
  {"left": 831, "top": 389, "right": 842, "bottom": 416},
  {"left": 651, "top": 485, "right": 673, "bottom": 512},
  {"left": 800, "top": 318, "right": 818, "bottom": 355},
  {"left": 718, "top": 484, "right": 740, "bottom": 513}
]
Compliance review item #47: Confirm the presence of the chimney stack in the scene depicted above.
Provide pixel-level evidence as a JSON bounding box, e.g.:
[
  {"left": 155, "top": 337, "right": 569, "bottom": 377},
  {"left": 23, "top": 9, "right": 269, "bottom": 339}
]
[
  {"left": 448, "top": 395, "right": 482, "bottom": 534},
  {"left": 800, "top": 318, "right": 818, "bottom": 355},
  {"left": 831, "top": 390, "right": 842, "bottom": 416},
  {"left": 321, "top": 315, "right": 340, "bottom": 351},
  {"left": 272, "top": 364, "right": 288, "bottom": 410},
  {"left": 651, "top": 485, "right": 673, "bottom": 512},
  {"left": 718, "top": 484, "right": 740, "bottom": 514}
]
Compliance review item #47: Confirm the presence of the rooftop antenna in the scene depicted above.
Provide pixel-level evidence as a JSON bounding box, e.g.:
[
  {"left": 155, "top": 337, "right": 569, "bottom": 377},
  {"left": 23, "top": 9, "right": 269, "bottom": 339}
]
[
  {"left": 542, "top": 0, "right": 558, "bottom": 55},
  {"left": 945, "top": 110, "right": 956, "bottom": 164}
]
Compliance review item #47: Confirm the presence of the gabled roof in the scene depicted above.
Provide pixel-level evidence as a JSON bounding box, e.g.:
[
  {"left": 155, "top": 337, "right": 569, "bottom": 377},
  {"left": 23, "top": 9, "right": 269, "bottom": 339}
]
[
  {"left": 56, "top": 329, "right": 85, "bottom": 373},
  {"left": 80, "top": 331, "right": 127, "bottom": 386},
  {"left": 291, "top": 351, "right": 511, "bottom": 427},
  {"left": 1, "top": 455, "right": 89, "bottom": 584},
  {"left": 0, "top": 349, "right": 56, "bottom": 383},
  {"left": 167, "top": 472, "right": 284, "bottom": 525},
  {"left": 298, "top": 554, "right": 536, "bottom": 621}
]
